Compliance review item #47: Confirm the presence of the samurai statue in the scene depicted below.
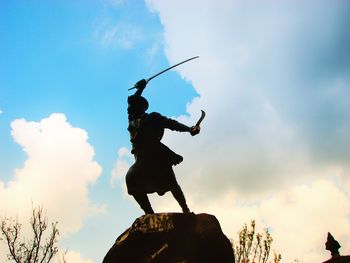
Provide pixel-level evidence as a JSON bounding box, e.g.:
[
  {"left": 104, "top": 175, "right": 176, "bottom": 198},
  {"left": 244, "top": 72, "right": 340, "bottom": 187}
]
[{"left": 125, "top": 79, "right": 201, "bottom": 214}]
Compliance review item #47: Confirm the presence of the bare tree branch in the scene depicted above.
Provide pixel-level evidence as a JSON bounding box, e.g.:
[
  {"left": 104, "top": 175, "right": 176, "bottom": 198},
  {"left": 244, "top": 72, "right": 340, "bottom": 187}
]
[
  {"left": 0, "top": 206, "right": 61, "bottom": 263},
  {"left": 233, "top": 220, "right": 281, "bottom": 263}
]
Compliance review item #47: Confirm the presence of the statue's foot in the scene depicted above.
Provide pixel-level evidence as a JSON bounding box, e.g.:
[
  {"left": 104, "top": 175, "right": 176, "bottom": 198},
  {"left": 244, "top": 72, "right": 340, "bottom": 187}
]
[
  {"left": 182, "top": 207, "right": 191, "bottom": 213},
  {"left": 142, "top": 206, "right": 154, "bottom": 214},
  {"left": 144, "top": 208, "right": 155, "bottom": 214}
]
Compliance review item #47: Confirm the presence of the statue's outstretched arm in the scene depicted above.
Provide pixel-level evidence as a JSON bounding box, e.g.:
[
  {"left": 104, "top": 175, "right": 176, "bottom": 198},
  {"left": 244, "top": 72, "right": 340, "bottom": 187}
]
[{"left": 159, "top": 114, "right": 200, "bottom": 136}]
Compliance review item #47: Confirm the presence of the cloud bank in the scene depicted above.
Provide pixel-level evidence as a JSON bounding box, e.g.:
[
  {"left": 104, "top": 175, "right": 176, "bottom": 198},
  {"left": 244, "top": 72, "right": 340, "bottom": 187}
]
[
  {"left": 145, "top": 0, "right": 350, "bottom": 195},
  {"left": 111, "top": 147, "right": 132, "bottom": 189},
  {"left": 136, "top": 0, "right": 350, "bottom": 261},
  {"left": 0, "top": 113, "right": 102, "bottom": 262},
  {"left": 64, "top": 251, "right": 95, "bottom": 263}
]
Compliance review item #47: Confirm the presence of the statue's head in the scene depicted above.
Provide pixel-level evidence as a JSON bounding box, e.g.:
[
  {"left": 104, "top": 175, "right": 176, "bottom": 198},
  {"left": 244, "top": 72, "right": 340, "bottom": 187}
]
[
  {"left": 325, "top": 232, "right": 341, "bottom": 257},
  {"left": 127, "top": 95, "right": 149, "bottom": 117}
]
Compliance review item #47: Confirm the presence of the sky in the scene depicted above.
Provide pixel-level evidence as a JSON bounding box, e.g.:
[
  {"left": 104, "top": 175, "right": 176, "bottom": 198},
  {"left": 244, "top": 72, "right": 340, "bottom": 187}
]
[{"left": 0, "top": 0, "right": 349, "bottom": 262}]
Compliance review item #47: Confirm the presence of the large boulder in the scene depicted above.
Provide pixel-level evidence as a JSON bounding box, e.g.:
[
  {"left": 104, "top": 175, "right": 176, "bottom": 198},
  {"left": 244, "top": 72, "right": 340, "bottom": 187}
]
[{"left": 103, "top": 213, "right": 235, "bottom": 263}]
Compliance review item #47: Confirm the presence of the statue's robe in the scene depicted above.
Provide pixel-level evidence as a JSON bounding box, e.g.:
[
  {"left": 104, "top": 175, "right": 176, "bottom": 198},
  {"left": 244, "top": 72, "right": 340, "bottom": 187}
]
[{"left": 126, "top": 112, "right": 191, "bottom": 195}]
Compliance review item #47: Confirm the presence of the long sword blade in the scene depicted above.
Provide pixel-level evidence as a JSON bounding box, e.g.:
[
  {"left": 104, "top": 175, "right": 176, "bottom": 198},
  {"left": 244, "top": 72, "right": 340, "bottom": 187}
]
[
  {"left": 128, "top": 56, "right": 199, "bottom": 90},
  {"left": 146, "top": 56, "right": 199, "bottom": 82}
]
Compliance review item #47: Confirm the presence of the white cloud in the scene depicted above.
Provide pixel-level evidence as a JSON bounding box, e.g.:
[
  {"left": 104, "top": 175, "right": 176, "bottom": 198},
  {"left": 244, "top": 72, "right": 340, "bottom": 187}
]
[
  {"left": 61, "top": 250, "right": 95, "bottom": 263},
  {"left": 139, "top": 0, "right": 350, "bottom": 261},
  {"left": 258, "top": 179, "right": 350, "bottom": 262},
  {"left": 151, "top": 175, "right": 350, "bottom": 262},
  {"left": 105, "top": 0, "right": 125, "bottom": 7},
  {"left": 144, "top": 0, "right": 350, "bottom": 195},
  {"left": 0, "top": 113, "right": 103, "bottom": 236},
  {"left": 95, "top": 20, "right": 142, "bottom": 49},
  {"left": 110, "top": 147, "right": 133, "bottom": 188}
]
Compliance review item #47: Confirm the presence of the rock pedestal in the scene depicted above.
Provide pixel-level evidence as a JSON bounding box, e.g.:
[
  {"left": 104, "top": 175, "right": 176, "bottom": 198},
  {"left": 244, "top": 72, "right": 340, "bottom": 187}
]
[
  {"left": 323, "top": 256, "right": 350, "bottom": 263},
  {"left": 103, "top": 213, "right": 235, "bottom": 263}
]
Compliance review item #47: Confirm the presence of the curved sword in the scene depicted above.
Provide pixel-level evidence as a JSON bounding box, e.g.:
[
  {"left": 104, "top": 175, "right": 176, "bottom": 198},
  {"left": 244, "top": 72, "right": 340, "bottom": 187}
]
[
  {"left": 194, "top": 110, "right": 206, "bottom": 129},
  {"left": 128, "top": 56, "right": 199, "bottom": 91}
]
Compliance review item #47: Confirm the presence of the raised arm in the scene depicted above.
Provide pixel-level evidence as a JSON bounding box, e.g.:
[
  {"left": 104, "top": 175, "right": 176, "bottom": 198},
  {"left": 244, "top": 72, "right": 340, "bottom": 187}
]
[{"left": 133, "top": 79, "right": 147, "bottom": 96}]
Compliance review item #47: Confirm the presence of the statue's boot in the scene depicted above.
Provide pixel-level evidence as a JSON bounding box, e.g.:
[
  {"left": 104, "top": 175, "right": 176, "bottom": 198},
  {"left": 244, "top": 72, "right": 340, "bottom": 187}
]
[
  {"left": 171, "top": 185, "right": 191, "bottom": 213},
  {"left": 133, "top": 193, "right": 154, "bottom": 214}
]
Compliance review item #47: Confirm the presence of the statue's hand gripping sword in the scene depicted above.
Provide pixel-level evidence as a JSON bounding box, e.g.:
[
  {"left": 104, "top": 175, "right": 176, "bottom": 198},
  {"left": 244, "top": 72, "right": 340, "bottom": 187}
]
[
  {"left": 191, "top": 110, "right": 205, "bottom": 136},
  {"left": 128, "top": 56, "right": 199, "bottom": 91}
]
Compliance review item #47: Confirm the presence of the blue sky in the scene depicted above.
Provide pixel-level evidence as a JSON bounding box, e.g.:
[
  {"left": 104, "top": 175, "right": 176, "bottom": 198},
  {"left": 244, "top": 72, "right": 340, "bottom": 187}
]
[
  {"left": 0, "top": 0, "right": 195, "bottom": 177},
  {"left": 1, "top": 1, "right": 350, "bottom": 262},
  {"left": 1, "top": 1, "right": 198, "bottom": 261}
]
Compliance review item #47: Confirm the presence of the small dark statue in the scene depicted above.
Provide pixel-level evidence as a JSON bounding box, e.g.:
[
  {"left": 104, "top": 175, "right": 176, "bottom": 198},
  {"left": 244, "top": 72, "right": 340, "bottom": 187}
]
[
  {"left": 325, "top": 232, "right": 341, "bottom": 258},
  {"left": 126, "top": 79, "right": 201, "bottom": 214}
]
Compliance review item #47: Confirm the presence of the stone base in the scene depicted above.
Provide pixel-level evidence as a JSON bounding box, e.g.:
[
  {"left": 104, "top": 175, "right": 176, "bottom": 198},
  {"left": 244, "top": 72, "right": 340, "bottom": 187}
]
[
  {"left": 323, "top": 256, "right": 350, "bottom": 263},
  {"left": 103, "top": 213, "right": 235, "bottom": 263}
]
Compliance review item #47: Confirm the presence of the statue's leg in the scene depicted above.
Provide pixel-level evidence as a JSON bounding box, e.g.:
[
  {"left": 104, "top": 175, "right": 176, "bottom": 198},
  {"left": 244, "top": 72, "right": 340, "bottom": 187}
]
[
  {"left": 132, "top": 193, "right": 155, "bottom": 214},
  {"left": 171, "top": 184, "right": 190, "bottom": 213}
]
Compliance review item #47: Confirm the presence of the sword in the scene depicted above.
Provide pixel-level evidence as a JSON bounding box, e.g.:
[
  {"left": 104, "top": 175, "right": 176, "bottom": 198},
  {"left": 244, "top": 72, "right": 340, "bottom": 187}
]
[
  {"left": 195, "top": 110, "right": 206, "bottom": 129},
  {"left": 128, "top": 56, "right": 199, "bottom": 90},
  {"left": 190, "top": 110, "right": 205, "bottom": 135}
]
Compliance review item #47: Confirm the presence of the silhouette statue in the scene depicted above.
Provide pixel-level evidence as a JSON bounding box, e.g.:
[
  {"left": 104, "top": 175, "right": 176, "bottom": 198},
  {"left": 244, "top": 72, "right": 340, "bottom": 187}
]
[
  {"left": 325, "top": 232, "right": 341, "bottom": 258},
  {"left": 125, "top": 79, "right": 200, "bottom": 214}
]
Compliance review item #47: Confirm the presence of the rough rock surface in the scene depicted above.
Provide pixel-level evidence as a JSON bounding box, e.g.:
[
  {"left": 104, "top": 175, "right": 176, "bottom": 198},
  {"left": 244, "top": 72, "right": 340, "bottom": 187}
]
[
  {"left": 323, "top": 256, "right": 350, "bottom": 263},
  {"left": 103, "top": 213, "right": 235, "bottom": 263}
]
